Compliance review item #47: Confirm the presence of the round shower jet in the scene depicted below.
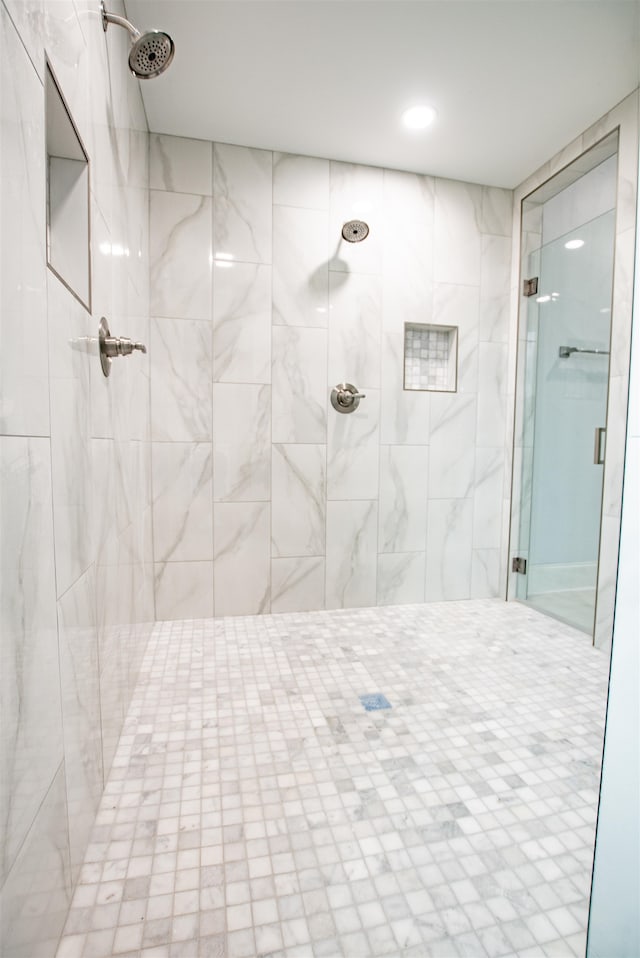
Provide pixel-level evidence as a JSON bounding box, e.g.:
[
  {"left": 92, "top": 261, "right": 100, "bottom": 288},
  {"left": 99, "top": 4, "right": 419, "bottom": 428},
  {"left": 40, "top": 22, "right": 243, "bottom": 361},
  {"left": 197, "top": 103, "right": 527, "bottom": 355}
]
[
  {"left": 101, "top": 1, "right": 175, "bottom": 79},
  {"left": 341, "top": 220, "right": 370, "bottom": 243}
]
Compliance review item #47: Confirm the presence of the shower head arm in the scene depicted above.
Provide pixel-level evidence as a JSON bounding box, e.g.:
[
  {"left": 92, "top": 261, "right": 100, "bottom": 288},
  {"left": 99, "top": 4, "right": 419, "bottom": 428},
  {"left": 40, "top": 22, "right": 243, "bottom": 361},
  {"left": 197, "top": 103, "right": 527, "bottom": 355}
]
[{"left": 101, "top": 2, "right": 141, "bottom": 40}]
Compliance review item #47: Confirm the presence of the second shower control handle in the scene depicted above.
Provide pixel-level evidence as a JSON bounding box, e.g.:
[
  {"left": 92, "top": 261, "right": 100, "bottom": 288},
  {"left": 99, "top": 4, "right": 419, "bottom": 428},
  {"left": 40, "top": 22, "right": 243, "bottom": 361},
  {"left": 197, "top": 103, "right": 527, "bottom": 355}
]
[{"left": 331, "top": 383, "right": 366, "bottom": 414}]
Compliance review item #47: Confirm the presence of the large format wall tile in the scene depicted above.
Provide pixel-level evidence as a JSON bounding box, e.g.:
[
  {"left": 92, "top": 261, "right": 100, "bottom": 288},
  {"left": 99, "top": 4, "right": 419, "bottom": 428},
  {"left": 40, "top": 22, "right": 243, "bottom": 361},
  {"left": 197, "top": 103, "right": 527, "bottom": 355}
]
[
  {"left": 428, "top": 394, "right": 477, "bottom": 500},
  {"left": 150, "top": 190, "right": 212, "bottom": 320},
  {"left": 152, "top": 442, "right": 213, "bottom": 562},
  {"left": 425, "top": 498, "right": 474, "bottom": 601},
  {"left": 272, "top": 443, "right": 326, "bottom": 557},
  {"left": 213, "top": 262, "right": 271, "bottom": 384},
  {"left": 327, "top": 390, "right": 380, "bottom": 501},
  {"left": 57, "top": 567, "right": 103, "bottom": 881},
  {"left": 271, "top": 557, "right": 326, "bottom": 613},
  {"left": 378, "top": 445, "right": 429, "bottom": 554},
  {"left": 273, "top": 206, "right": 329, "bottom": 327},
  {"left": 328, "top": 272, "right": 382, "bottom": 389},
  {"left": 0, "top": 764, "right": 71, "bottom": 958},
  {"left": 214, "top": 144, "right": 272, "bottom": 264},
  {"left": 154, "top": 561, "right": 214, "bottom": 621},
  {"left": 150, "top": 134, "right": 212, "bottom": 195},
  {"left": 377, "top": 552, "right": 426, "bottom": 605},
  {"left": 213, "top": 384, "right": 271, "bottom": 501},
  {"left": 326, "top": 500, "right": 378, "bottom": 609},
  {"left": 147, "top": 136, "right": 516, "bottom": 622},
  {"left": 272, "top": 326, "right": 327, "bottom": 444},
  {"left": 329, "top": 162, "right": 383, "bottom": 275},
  {"left": 434, "top": 179, "right": 483, "bottom": 286},
  {"left": 150, "top": 317, "right": 212, "bottom": 441},
  {"left": 0, "top": 6, "right": 49, "bottom": 438},
  {"left": 273, "top": 153, "right": 329, "bottom": 210},
  {"left": 0, "top": 438, "right": 62, "bottom": 885},
  {"left": 213, "top": 502, "right": 270, "bottom": 615}
]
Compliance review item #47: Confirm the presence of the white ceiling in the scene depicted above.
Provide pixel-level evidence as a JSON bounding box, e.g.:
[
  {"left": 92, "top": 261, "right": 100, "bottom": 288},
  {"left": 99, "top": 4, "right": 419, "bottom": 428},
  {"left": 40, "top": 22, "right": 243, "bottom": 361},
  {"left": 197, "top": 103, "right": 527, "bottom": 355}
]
[{"left": 125, "top": 0, "right": 640, "bottom": 188}]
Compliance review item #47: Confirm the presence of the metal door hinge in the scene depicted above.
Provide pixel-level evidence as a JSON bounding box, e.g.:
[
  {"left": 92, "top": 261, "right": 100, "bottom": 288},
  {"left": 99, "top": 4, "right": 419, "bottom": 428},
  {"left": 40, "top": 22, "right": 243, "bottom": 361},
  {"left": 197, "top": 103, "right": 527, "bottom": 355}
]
[
  {"left": 512, "top": 557, "right": 527, "bottom": 574},
  {"left": 523, "top": 277, "right": 538, "bottom": 297}
]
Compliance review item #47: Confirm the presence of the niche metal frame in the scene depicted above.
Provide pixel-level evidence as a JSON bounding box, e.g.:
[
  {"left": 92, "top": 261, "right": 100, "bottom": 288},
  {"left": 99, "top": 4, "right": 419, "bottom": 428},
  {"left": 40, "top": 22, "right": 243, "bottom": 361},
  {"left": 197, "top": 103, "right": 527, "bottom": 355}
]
[{"left": 44, "top": 56, "right": 92, "bottom": 314}]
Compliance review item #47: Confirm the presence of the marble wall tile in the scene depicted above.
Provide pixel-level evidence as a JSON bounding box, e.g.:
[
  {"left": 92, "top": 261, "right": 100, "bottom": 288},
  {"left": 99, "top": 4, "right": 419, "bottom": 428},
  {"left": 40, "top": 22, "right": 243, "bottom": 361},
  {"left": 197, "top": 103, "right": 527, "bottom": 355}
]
[
  {"left": 271, "top": 557, "right": 325, "bottom": 613},
  {"left": 273, "top": 206, "right": 329, "bottom": 327},
  {"left": 432, "top": 283, "right": 480, "bottom": 394},
  {"left": 152, "top": 442, "right": 213, "bottom": 562},
  {"left": 272, "top": 443, "right": 326, "bottom": 557},
  {"left": 273, "top": 153, "right": 330, "bottom": 210},
  {"left": 327, "top": 389, "right": 380, "bottom": 501},
  {"left": 57, "top": 567, "right": 103, "bottom": 881},
  {"left": 476, "top": 342, "right": 508, "bottom": 448},
  {"left": 213, "top": 502, "right": 270, "bottom": 616},
  {"left": 154, "top": 561, "right": 214, "bottom": 621},
  {"left": 382, "top": 170, "right": 435, "bottom": 320},
  {"left": 213, "top": 261, "right": 271, "bottom": 384},
  {"left": 380, "top": 331, "right": 431, "bottom": 446},
  {"left": 214, "top": 143, "right": 272, "bottom": 264},
  {"left": 0, "top": 5, "right": 49, "bottom": 438},
  {"left": 150, "top": 133, "right": 212, "bottom": 194},
  {"left": 0, "top": 763, "right": 71, "bottom": 958},
  {"left": 480, "top": 187, "right": 513, "bottom": 237},
  {"left": 378, "top": 445, "right": 429, "bottom": 554},
  {"left": 480, "top": 235, "right": 512, "bottom": 343},
  {"left": 213, "top": 384, "right": 271, "bottom": 501},
  {"left": 434, "top": 179, "right": 483, "bottom": 286},
  {"left": 473, "top": 447, "right": 506, "bottom": 551},
  {"left": 471, "top": 548, "right": 501, "bottom": 598},
  {"left": 425, "top": 498, "right": 474, "bottom": 601},
  {"left": 329, "top": 161, "right": 383, "bottom": 275},
  {"left": 150, "top": 317, "right": 212, "bottom": 442},
  {"left": 377, "top": 552, "right": 426, "bottom": 606},
  {"left": 428, "top": 394, "right": 477, "bottom": 500},
  {"left": 328, "top": 272, "right": 382, "bottom": 389},
  {"left": 149, "top": 190, "right": 212, "bottom": 320},
  {"left": 272, "top": 326, "right": 327, "bottom": 443},
  {"left": 48, "top": 279, "right": 93, "bottom": 598},
  {"left": 0, "top": 437, "right": 62, "bottom": 885},
  {"left": 325, "top": 500, "right": 377, "bottom": 609}
]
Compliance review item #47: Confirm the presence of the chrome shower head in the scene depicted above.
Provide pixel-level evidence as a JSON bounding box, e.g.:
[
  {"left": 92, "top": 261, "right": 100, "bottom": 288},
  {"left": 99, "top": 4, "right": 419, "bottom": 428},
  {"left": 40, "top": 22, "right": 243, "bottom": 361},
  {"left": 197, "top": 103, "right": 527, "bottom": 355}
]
[
  {"left": 341, "top": 220, "right": 370, "bottom": 243},
  {"left": 128, "top": 31, "right": 174, "bottom": 78},
  {"left": 101, "top": 1, "right": 175, "bottom": 79}
]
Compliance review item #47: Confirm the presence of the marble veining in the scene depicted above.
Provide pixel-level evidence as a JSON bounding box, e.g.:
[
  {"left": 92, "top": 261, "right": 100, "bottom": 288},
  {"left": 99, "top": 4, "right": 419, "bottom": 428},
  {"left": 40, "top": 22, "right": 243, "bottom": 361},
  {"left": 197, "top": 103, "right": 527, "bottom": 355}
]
[{"left": 272, "top": 443, "right": 326, "bottom": 558}]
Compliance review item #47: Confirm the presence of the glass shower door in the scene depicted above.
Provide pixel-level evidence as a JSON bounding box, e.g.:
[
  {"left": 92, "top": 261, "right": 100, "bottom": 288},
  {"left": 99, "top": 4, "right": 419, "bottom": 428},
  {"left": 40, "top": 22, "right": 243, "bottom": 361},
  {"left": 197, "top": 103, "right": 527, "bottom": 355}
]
[{"left": 517, "top": 209, "right": 615, "bottom": 634}]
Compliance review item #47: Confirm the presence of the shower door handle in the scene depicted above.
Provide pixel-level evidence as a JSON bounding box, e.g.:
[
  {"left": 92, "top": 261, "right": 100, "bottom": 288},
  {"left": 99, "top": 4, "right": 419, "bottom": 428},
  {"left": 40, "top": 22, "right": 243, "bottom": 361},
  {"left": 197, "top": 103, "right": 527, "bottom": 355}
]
[{"left": 593, "top": 427, "right": 606, "bottom": 465}]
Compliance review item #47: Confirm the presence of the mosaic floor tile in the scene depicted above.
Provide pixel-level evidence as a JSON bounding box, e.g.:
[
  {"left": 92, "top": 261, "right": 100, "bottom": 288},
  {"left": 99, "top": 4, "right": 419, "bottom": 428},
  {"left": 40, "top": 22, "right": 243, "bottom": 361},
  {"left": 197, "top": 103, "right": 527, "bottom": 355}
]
[{"left": 56, "top": 599, "right": 609, "bottom": 957}]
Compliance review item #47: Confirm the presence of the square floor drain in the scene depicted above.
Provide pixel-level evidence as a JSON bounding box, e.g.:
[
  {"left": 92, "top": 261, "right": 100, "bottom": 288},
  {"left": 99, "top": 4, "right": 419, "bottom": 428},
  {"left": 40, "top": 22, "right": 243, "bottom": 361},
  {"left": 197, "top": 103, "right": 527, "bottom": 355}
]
[{"left": 359, "top": 693, "right": 392, "bottom": 711}]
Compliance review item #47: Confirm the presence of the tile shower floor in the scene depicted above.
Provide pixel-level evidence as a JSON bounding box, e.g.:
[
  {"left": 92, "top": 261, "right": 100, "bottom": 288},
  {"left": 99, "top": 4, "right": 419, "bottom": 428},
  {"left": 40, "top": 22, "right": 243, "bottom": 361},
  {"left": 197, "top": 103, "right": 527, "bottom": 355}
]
[{"left": 56, "top": 599, "right": 609, "bottom": 958}]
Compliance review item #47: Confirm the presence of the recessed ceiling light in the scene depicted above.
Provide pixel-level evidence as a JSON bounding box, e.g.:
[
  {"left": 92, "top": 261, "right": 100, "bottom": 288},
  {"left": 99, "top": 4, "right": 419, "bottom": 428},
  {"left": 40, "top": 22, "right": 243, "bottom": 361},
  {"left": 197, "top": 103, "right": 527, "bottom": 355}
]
[
  {"left": 564, "top": 239, "right": 585, "bottom": 250},
  {"left": 402, "top": 105, "right": 437, "bottom": 131}
]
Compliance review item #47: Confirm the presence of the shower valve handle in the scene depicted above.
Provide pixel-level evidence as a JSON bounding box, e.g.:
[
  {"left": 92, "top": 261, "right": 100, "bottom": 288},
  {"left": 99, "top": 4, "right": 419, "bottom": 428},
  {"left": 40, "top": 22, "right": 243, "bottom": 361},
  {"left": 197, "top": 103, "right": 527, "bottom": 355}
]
[
  {"left": 103, "top": 336, "right": 147, "bottom": 357},
  {"left": 331, "top": 383, "right": 366, "bottom": 414},
  {"left": 339, "top": 389, "right": 366, "bottom": 403}
]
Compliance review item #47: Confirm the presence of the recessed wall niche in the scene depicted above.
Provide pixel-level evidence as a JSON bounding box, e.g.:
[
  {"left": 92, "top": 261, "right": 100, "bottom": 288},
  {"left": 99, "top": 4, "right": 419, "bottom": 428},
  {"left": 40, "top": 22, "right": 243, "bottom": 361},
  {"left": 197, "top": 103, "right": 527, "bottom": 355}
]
[
  {"left": 403, "top": 322, "right": 458, "bottom": 392},
  {"left": 46, "top": 61, "right": 91, "bottom": 310}
]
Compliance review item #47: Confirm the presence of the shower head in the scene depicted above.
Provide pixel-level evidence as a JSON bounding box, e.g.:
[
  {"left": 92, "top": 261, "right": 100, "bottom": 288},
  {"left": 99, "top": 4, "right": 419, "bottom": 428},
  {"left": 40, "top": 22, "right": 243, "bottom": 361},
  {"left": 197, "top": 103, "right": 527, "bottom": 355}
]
[
  {"left": 101, "top": 1, "right": 175, "bottom": 79},
  {"left": 341, "top": 220, "right": 370, "bottom": 243}
]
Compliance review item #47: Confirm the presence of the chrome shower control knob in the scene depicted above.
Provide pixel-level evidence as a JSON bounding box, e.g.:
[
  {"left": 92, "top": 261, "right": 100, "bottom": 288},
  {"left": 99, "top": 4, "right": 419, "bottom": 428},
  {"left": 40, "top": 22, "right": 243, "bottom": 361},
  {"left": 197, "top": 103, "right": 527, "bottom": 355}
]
[{"left": 330, "top": 383, "right": 366, "bottom": 414}]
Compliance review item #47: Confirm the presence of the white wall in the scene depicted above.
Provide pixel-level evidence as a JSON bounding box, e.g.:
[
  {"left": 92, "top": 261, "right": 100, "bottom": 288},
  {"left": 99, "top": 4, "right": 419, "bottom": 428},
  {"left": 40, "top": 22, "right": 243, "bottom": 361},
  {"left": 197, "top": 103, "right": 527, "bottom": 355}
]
[
  {"left": 587, "top": 131, "right": 640, "bottom": 958},
  {"left": 0, "top": 1, "right": 153, "bottom": 953},
  {"left": 149, "top": 136, "right": 513, "bottom": 618}
]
